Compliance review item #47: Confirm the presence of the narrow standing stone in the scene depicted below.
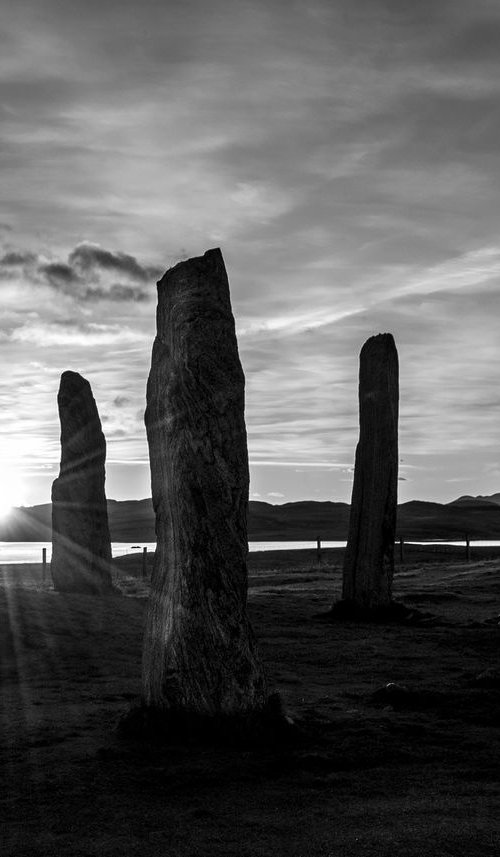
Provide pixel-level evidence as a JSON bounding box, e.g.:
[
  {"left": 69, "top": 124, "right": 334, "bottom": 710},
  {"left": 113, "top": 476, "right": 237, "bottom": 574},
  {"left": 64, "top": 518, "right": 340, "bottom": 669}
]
[
  {"left": 51, "top": 371, "right": 113, "bottom": 594},
  {"left": 341, "top": 333, "right": 399, "bottom": 610},
  {"left": 142, "top": 248, "right": 267, "bottom": 720}
]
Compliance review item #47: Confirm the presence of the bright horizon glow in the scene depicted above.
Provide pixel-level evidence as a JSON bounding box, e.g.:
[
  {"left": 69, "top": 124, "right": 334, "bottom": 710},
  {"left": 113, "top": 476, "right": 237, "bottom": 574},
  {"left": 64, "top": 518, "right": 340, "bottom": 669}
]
[{"left": 0, "top": 469, "right": 27, "bottom": 518}]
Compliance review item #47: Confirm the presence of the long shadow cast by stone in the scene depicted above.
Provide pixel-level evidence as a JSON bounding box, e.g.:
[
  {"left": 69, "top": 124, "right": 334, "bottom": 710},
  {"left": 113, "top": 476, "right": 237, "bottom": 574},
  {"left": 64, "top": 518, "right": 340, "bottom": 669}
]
[{"left": 317, "top": 599, "right": 444, "bottom": 626}]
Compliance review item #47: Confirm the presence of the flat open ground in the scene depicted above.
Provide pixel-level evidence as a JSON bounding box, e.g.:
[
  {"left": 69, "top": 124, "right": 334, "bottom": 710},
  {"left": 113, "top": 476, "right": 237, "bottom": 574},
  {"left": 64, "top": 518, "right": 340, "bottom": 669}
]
[{"left": 1, "top": 548, "right": 500, "bottom": 856}]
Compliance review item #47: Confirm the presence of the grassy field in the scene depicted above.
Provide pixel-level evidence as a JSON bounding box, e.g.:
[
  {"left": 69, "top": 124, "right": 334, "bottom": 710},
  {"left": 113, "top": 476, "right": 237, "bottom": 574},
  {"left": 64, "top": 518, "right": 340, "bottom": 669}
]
[{"left": 1, "top": 548, "right": 500, "bottom": 856}]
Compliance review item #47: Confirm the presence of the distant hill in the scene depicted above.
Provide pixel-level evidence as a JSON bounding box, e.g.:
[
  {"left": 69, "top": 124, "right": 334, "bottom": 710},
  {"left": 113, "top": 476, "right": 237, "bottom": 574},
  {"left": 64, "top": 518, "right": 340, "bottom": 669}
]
[
  {"left": 106, "top": 498, "right": 156, "bottom": 541},
  {"left": 397, "top": 499, "right": 500, "bottom": 539},
  {"left": 1, "top": 494, "right": 499, "bottom": 542},
  {"left": 449, "top": 493, "right": 500, "bottom": 508},
  {"left": 483, "top": 493, "right": 500, "bottom": 507}
]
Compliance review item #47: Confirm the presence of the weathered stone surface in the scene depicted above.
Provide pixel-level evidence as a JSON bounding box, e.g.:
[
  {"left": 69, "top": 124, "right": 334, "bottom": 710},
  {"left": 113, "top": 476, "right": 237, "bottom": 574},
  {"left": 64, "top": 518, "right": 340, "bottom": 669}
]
[
  {"left": 143, "top": 248, "right": 267, "bottom": 719},
  {"left": 341, "top": 333, "right": 399, "bottom": 610},
  {"left": 51, "top": 371, "right": 113, "bottom": 594}
]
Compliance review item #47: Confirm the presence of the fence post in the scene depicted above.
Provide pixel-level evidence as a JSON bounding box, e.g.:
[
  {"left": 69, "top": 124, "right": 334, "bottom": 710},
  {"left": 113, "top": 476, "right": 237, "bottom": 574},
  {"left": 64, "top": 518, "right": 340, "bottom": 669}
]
[
  {"left": 316, "top": 538, "right": 322, "bottom": 565},
  {"left": 42, "top": 547, "right": 47, "bottom": 585},
  {"left": 465, "top": 534, "right": 470, "bottom": 562},
  {"left": 399, "top": 536, "right": 404, "bottom": 563},
  {"left": 142, "top": 546, "right": 148, "bottom": 579}
]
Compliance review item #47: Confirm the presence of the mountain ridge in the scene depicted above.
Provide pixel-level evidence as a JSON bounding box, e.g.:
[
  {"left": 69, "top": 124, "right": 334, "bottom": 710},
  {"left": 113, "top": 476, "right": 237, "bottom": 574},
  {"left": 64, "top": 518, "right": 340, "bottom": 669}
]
[{"left": 1, "top": 494, "right": 499, "bottom": 542}]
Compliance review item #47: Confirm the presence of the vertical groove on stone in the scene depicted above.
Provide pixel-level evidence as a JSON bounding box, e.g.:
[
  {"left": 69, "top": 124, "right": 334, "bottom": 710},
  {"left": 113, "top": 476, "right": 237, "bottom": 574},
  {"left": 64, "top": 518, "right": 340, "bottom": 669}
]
[
  {"left": 142, "top": 248, "right": 267, "bottom": 716},
  {"left": 51, "top": 371, "right": 113, "bottom": 594},
  {"left": 341, "top": 333, "right": 399, "bottom": 609}
]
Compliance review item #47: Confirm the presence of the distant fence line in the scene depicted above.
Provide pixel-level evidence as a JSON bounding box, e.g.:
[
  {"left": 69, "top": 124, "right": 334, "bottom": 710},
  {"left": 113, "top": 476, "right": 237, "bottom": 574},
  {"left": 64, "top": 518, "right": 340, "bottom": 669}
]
[
  {"left": 314, "top": 535, "right": 482, "bottom": 564},
  {"left": 397, "top": 534, "right": 475, "bottom": 562}
]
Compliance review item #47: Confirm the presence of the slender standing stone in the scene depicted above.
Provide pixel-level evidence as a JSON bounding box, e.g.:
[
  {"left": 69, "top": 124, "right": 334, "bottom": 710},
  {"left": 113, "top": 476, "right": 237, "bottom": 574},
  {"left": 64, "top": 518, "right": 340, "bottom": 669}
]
[
  {"left": 51, "top": 371, "right": 113, "bottom": 594},
  {"left": 341, "top": 333, "right": 399, "bottom": 610},
  {"left": 142, "top": 248, "right": 267, "bottom": 719}
]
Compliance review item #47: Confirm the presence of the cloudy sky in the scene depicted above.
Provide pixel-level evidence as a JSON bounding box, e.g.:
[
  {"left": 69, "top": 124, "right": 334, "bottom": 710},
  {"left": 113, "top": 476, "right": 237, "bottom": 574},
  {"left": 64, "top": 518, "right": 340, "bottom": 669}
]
[{"left": 1, "top": 0, "right": 500, "bottom": 508}]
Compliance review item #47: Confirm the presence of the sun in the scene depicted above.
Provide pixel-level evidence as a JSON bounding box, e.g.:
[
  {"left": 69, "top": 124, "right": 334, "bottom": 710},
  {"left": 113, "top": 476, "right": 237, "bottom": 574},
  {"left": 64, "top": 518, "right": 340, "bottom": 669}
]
[{"left": 0, "top": 469, "right": 26, "bottom": 519}]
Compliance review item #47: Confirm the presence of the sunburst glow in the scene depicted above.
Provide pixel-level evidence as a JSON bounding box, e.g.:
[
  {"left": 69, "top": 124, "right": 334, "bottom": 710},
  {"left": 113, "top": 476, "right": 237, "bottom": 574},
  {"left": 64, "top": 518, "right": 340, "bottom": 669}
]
[{"left": 0, "top": 469, "right": 26, "bottom": 518}]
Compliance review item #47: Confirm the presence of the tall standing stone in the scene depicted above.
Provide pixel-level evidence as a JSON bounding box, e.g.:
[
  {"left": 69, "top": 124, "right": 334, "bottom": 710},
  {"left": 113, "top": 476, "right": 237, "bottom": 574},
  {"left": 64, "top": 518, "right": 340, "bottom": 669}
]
[
  {"left": 51, "top": 371, "right": 113, "bottom": 594},
  {"left": 341, "top": 333, "right": 399, "bottom": 610},
  {"left": 142, "top": 248, "right": 267, "bottom": 721}
]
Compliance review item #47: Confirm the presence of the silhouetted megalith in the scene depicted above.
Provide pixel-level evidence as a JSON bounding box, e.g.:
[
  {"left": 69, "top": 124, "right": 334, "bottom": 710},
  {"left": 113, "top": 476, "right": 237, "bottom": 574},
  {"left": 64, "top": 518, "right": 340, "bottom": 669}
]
[
  {"left": 142, "top": 248, "right": 268, "bottom": 722},
  {"left": 51, "top": 371, "right": 113, "bottom": 594},
  {"left": 341, "top": 333, "right": 399, "bottom": 610}
]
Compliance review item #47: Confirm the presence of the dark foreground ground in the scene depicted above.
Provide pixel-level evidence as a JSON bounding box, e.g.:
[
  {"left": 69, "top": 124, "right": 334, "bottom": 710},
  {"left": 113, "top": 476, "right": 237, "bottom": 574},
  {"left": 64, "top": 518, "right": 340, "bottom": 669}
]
[{"left": 1, "top": 547, "right": 500, "bottom": 856}]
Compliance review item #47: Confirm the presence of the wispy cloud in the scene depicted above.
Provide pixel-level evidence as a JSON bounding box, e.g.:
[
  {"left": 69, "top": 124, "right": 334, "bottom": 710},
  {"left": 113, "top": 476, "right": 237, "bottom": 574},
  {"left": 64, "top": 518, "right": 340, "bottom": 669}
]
[{"left": 7, "top": 321, "right": 146, "bottom": 347}]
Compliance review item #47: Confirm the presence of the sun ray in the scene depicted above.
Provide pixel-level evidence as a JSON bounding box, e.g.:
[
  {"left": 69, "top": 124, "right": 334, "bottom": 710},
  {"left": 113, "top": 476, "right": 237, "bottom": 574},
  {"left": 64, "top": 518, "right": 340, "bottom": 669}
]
[{"left": 0, "top": 468, "right": 27, "bottom": 519}]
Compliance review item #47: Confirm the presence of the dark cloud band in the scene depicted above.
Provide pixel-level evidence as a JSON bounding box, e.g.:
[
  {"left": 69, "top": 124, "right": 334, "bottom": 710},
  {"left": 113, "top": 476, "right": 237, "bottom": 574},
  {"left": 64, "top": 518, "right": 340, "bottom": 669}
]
[
  {"left": 0, "top": 242, "right": 158, "bottom": 303},
  {"left": 68, "top": 242, "right": 162, "bottom": 283}
]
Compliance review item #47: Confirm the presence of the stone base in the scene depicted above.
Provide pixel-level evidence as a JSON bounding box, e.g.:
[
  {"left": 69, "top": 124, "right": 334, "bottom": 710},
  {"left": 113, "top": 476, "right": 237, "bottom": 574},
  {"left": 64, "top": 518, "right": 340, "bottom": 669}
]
[{"left": 118, "top": 692, "right": 297, "bottom": 748}]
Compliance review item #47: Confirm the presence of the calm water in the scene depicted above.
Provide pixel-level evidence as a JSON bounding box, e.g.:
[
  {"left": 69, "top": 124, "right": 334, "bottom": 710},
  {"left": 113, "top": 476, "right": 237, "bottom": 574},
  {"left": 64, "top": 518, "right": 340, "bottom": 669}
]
[
  {"left": 0, "top": 541, "right": 339, "bottom": 563},
  {"left": 1, "top": 539, "right": 500, "bottom": 564}
]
